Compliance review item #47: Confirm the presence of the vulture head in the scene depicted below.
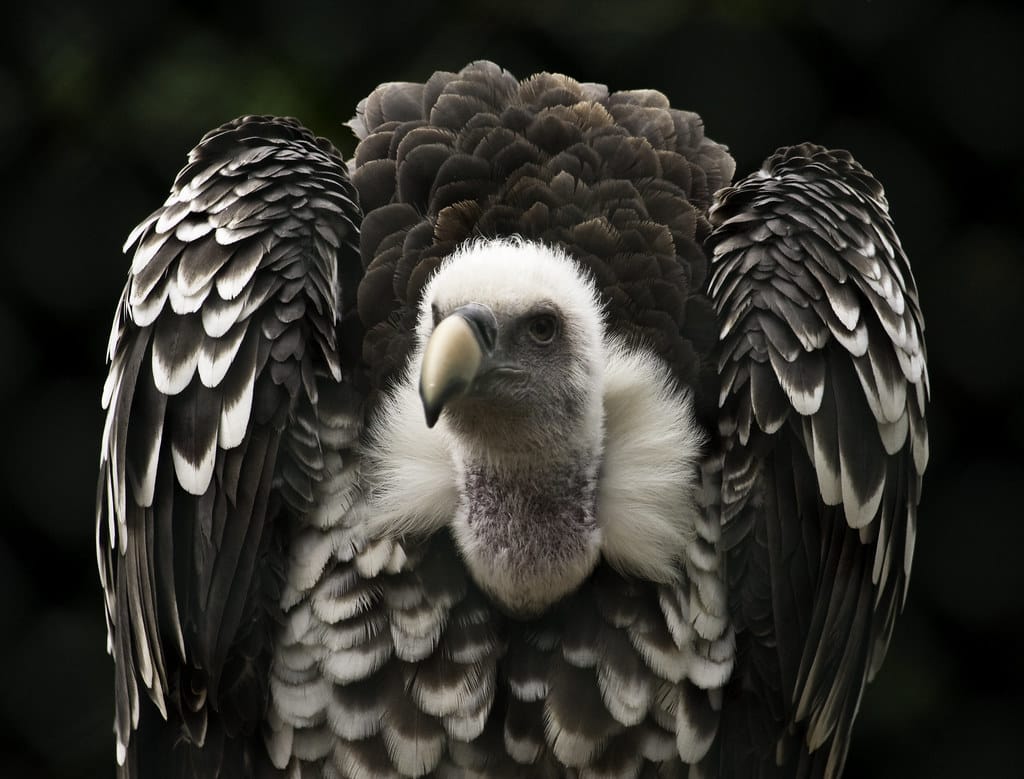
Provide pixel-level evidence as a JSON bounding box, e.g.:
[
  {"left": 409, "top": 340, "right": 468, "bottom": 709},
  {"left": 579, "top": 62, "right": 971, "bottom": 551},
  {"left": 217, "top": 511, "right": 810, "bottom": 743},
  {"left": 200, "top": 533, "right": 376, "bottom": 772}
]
[
  {"left": 418, "top": 238, "right": 604, "bottom": 456},
  {"left": 415, "top": 238, "right": 607, "bottom": 614}
]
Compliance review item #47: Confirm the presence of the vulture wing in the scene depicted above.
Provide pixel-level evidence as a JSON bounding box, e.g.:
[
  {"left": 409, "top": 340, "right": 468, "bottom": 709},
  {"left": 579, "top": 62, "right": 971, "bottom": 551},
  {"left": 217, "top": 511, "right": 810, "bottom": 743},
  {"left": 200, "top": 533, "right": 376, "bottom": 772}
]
[
  {"left": 706, "top": 144, "right": 928, "bottom": 778},
  {"left": 96, "top": 116, "right": 362, "bottom": 777}
]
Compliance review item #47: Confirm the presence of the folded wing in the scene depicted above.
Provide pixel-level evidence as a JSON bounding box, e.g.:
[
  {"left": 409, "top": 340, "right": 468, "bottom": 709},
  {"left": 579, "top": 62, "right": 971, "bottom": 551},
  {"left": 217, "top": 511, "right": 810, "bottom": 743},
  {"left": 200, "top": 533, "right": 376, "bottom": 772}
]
[
  {"left": 96, "top": 116, "right": 362, "bottom": 777},
  {"left": 706, "top": 144, "right": 928, "bottom": 778}
]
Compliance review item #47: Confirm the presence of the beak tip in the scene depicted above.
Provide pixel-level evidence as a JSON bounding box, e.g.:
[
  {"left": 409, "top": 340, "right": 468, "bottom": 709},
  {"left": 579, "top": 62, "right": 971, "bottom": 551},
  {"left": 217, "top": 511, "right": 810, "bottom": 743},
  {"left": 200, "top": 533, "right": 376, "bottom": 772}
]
[
  {"left": 419, "top": 382, "right": 442, "bottom": 429},
  {"left": 423, "top": 404, "right": 440, "bottom": 429}
]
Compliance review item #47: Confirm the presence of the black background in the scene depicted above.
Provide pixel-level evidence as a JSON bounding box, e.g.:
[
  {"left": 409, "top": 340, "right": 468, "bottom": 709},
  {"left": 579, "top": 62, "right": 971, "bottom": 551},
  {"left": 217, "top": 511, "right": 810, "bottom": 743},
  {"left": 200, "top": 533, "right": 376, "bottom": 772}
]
[{"left": 2, "top": 1, "right": 1022, "bottom": 776}]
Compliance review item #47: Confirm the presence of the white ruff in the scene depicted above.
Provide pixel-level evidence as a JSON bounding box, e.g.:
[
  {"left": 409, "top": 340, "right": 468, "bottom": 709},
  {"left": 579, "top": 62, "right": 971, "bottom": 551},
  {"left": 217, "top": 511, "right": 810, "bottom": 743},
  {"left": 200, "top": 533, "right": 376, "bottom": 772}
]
[
  {"left": 360, "top": 364, "right": 458, "bottom": 540},
  {"left": 596, "top": 341, "right": 705, "bottom": 584}
]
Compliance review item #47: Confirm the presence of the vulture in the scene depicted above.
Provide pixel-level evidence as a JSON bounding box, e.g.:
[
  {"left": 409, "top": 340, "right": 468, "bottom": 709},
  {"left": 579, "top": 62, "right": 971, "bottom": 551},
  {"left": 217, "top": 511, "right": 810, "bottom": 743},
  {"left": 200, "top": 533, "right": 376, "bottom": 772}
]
[{"left": 96, "top": 61, "right": 928, "bottom": 779}]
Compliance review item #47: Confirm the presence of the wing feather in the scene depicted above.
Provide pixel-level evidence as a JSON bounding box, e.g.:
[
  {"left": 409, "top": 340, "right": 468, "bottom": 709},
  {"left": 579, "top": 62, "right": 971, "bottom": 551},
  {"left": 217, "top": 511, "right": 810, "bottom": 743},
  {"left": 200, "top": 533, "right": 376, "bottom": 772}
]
[
  {"left": 707, "top": 144, "right": 928, "bottom": 778},
  {"left": 97, "top": 115, "right": 362, "bottom": 777}
]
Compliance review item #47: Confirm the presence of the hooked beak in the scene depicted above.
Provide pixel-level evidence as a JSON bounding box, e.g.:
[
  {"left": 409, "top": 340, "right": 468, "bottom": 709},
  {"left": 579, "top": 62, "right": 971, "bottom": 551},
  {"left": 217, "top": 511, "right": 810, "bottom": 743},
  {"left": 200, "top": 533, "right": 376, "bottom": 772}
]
[{"left": 419, "top": 303, "right": 499, "bottom": 428}]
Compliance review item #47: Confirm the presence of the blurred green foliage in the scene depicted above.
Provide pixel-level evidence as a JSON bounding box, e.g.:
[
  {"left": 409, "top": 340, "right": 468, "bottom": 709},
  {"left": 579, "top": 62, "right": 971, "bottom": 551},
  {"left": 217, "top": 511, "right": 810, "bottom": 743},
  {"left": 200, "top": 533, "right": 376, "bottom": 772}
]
[{"left": 1, "top": 0, "right": 1022, "bottom": 776}]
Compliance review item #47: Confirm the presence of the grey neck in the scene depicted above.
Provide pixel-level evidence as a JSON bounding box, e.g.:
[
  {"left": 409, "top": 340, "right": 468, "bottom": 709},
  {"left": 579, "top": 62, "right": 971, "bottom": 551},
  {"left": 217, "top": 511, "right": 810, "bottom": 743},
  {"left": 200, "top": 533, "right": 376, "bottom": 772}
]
[
  {"left": 452, "top": 444, "right": 602, "bottom": 614},
  {"left": 461, "top": 452, "right": 599, "bottom": 533}
]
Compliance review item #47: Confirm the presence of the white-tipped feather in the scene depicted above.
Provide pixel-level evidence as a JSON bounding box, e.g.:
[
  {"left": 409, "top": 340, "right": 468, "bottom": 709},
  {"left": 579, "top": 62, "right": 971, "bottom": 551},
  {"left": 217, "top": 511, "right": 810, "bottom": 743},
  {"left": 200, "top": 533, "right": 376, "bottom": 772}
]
[
  {"left": 132, "top": 423, "right": 163, "bottom": 507},
  {"left": 312, "top": 576, "right": 380, "bottom": 627},
  {"left": 878, "top": 413, "right": 909, "bottom": 455},
  {"left": 281, "top": 603, "right": 317, "bottom": 646},
  {"left": 214, "top": 241, "right": 264, "bottom": 299},
  {"left": 505, "top": 719, "right": 543, "bottom": 764},
  {"left": 124, "top": 212, "right": 160, "bottom": 256},
  {"left": 198, "top": 325, "right": 248, "bottom": 388},
  {"left": 390, "top": 626, "right": 444, "bottom": 663},
  {"left": 626, "top": 627, "right": 686, "bottom": 683},
  {"left": 828, "top": 287, "right": 861, "bottom": 331},
  {"left": 691, "top": 569, "right": 728, "bottom": 622},
  {"left": 509, "top": 670, "right": 548, "bottom": 702},
  {"left": 411, "top": 659, "right": 492, "bottom": 718},
  {"left": 327, "top": 689, "right": 385, "bottom": 740},
  {"left": 320, "top": 633, "right": 392, "bottom": 684},
  {"left": 690, "top": 605, "right": 729, "bottom": 644},
  {"left": 214, "top": 223, "right": 264, "bottom": 246},
  {"left": 270, "top": 675, "right": 333, "bottom": 724},
  {"left": 331, "top": 742, "right": 401, "bottom": 779},
  {"left": 381, "top": 715, "right": 445, "bottom": 777},
  {"left": 320, "top": 612, "right": 387, "bottom": 653},
  {"left": 638, "top": 723, "right": 677, "bottom": 762},
  {"left": 390, "top": 603, "right": 445, "bottom": 642},
  {"left": 354, "top": 538, "right": 397, "bottom": 578},
  {"left": 596, "top": 661, "right": 652, "bottom": 727},
  {"left": 831, "top": 319, "right": 870, "bottom": 358},
  {"left": 869, "top": 349, "right": 908, "bottom": 424},
  {"left": 201, "top": 288, "right": 250, "bottom": 338},
  {"left": 658, "top": 587, "right": 693, "bottom": 649},
  {"left": 129, "top": 282, "right": 169, "bottom": 328},
  {"left": 443, "top": 708, "right": 490, "bottom": 742},
  {"left": 905, "top": 506, "right": 918, "bottom": 582},
  {"left": 155, "top": 199, "right": 190, "bottom": 235},
  {"left": 171, "top": 436, "right": 217, "bottom": 496},
  {"left": 544, "top": 709, "right": 608, "bottom": 767},
  {"left": 174, "top": 217, "right": 214, "bottom": 244},
  {"left": 168, "top": 277, "right": 214, "bottom": 315},
  {"left": 841, "top": 453, "right": 885, "bottom": 529},
  {"left": 684, "top": 637, "right": 736, "bottom": 690},
  {"left": 274, "top": 640, "right": 321, "bottom": 676},
  {"left": 152, "top": 335, "right": 199, "bottom": 395},
  {"left": 767, "top": 347, "right": 824, "bottom": 416},
  {"left": 233, "top": 176, "right": 268, "bottom": 198},
  {"left": 218, "top": 358, "right": 256, "bottom": 449},
  {"left": 287, "top": 528, "right": 352, "bottom": 594},
  {"left": 810, "top": 416, "right": 843, "bottom": 506},
  {"left": 674, "top": 689, "right": 717, "bottom": 763},
  {"left": 130, "top": 230, "right": 168, "bottom": 274}
]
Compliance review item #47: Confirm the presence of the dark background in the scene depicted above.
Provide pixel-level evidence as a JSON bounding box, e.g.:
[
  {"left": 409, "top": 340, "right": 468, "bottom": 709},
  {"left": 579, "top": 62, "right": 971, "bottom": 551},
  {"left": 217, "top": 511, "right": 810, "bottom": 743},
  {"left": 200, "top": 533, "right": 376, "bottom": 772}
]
[{"left": 2, "top": 0, "right": 1022, "bottom": 776}]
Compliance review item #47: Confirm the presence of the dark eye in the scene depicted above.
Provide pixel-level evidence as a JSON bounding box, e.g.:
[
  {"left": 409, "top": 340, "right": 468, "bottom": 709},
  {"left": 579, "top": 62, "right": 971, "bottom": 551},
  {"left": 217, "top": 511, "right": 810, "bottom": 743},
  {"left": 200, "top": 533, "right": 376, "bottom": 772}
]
[
  {"left": 527, "top": 314, "right": 558, "bottom": 344},
  {"left": 431, "top": 304, "right": 442, "bottom": 326}
]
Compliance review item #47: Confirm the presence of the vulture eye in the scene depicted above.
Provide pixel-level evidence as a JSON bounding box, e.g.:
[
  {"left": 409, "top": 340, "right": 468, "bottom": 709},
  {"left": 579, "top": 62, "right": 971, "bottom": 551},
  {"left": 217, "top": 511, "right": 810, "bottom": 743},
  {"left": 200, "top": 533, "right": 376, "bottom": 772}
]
[
  {"left": 431, "top": 304, "right": 442, "bottom": 327},
  {"left": 527, "top": 313, "right": 558, "bottom": 344}
]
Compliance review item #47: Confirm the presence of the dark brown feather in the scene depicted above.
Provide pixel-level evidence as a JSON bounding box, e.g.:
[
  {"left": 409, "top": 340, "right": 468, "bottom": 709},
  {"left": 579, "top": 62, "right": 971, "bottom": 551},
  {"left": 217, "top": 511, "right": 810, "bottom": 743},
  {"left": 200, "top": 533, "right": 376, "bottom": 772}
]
[{"left": 350, "top": 60, "right": 735, "bottom": 400}]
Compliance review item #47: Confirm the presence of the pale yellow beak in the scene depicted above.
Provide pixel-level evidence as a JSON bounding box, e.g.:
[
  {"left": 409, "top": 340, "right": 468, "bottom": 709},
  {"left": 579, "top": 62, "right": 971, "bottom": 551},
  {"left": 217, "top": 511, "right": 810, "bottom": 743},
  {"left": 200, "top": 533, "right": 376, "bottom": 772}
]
[{"left": 419, "top": 307, "right": 494, "bottom": 427}]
